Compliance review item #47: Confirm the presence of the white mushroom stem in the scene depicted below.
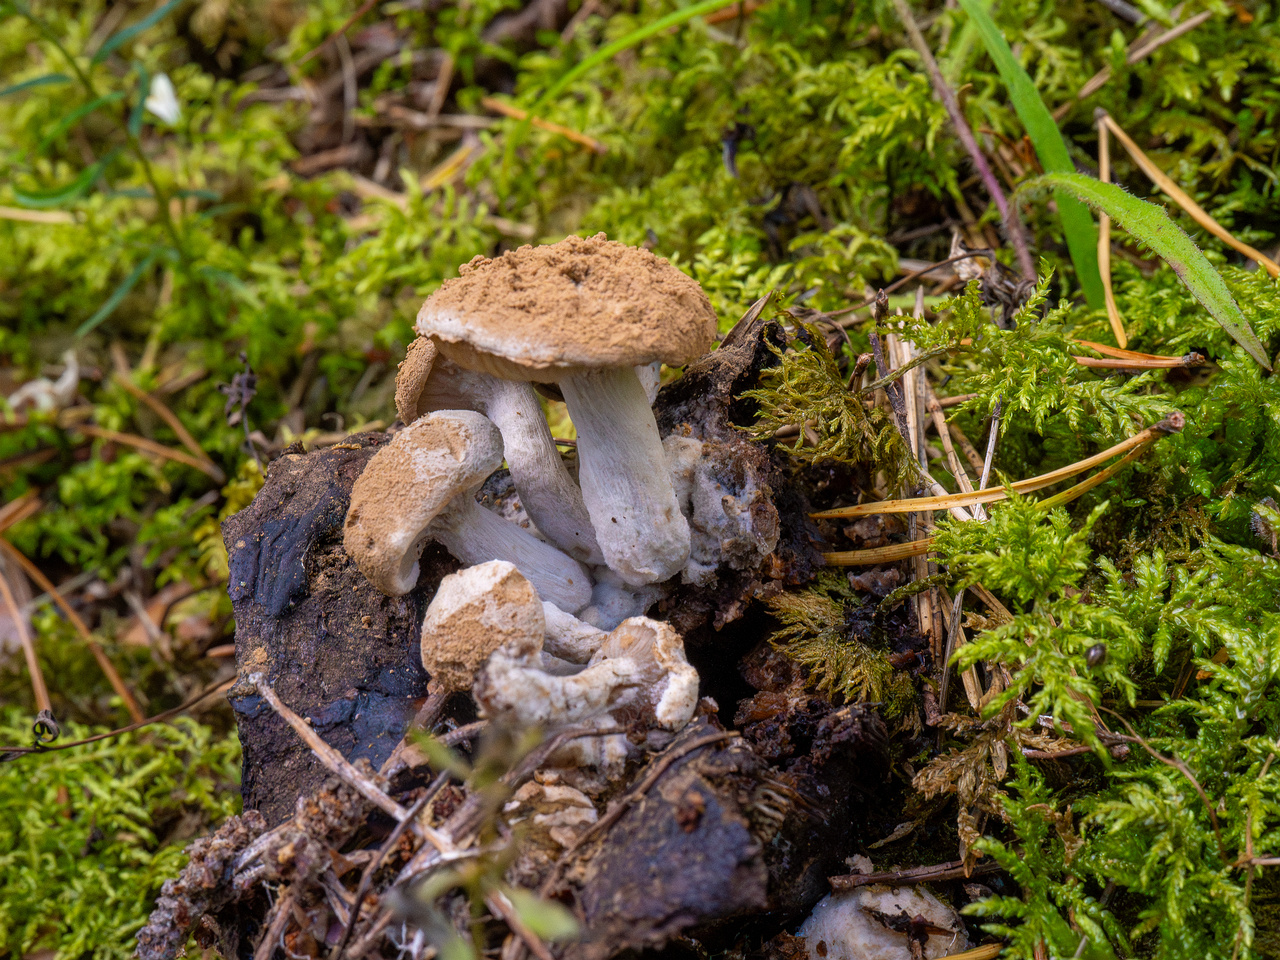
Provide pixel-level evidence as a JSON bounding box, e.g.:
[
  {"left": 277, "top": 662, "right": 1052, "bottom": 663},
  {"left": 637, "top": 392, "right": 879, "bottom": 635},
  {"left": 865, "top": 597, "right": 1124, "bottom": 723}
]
[
  {"left": 559, "top": 366, "right": 691, "bottom": 586},
  {"left": 542, "top": 601, "right": 607, "bottom": 663},
  {"left": 428, "top": 497, "right": 593, "bottom": 613},
  {"left": 480, "top": 651, "right": 646, "bottom": 726},
  {"left": 484, "top": 379, "right": 603, "bottom": 565}
]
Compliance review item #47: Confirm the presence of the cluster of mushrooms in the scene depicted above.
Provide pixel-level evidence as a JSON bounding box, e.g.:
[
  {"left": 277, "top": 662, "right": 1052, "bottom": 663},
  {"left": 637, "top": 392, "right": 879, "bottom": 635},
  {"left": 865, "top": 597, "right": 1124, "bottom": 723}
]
[{"left": 342, "top": 234, "right": 720, "bottom": 780}]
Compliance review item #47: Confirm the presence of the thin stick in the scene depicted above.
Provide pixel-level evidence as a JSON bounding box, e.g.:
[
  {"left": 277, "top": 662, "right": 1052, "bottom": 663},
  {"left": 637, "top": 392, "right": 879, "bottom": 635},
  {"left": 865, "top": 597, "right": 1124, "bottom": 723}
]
[
  {"left": 831, "top": 253, "right": 997, "bottom": 323},
  {"left": 252, "top": 674, "right": 409, "bottom": 821},
  {"left": 74, "top": 425, "right": 224, "bottom": 480},
  {"left": 0, "top": 539, "right": 144, "bottom": 723},
  {"left": 1053, "top": 11, "right": 1215, "bottom": 120},
  {"left": 1098, "top": 705, "right": 1228, "bottom": 863},
  {"left": 887, "top": 0, "right": 1036, "bottom": 280},
  {"left": 427, "top": 53, "right": 453, "bottom": 119},
  {"left": 980, "top": 400, "right": 1001, "bottom": 490},
  {"left": 332, "top": 773, "right": 447, "bottom": 960},
  {"left": 540, "top": 731, "right": 740, "bottom": 896},
  {"left": 296, "top": 0, "right": 379, "bottom": 65},
  {"left": 1096, "top": 115, "right": 1128, "bottom": 348},
  {"left": 114, "top": 375, "right": 223, "bottom": 479},
  {"left": 812, "top": 412, "right": 1183, "bottom": 518},
  {"left": 830, "top": 858, "right": 1002, "bottom": 890},
  {"left": 487, "top": 889, "right": 557, "bottom": 960},
  {"left": 1100, "top": 112, "right": 1280, "bottom": 277},
  {"left": 0, "top": 564, "right": 52, "bottom": 717},
  {"left": 0, "top": 677, "right": 233, "bottom": 759},
  {"left": 254, "top": 886, "right": 297, "bottom": 960},
  {"left": 481, "top": 97, "right": 607, "bottom": 154}
]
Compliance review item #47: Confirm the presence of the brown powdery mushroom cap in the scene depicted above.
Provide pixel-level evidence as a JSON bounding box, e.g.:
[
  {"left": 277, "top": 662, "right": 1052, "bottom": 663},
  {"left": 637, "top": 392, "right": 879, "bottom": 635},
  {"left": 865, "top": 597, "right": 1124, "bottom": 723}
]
[
  {"left": 393, "top": 336, "right": 603, "bottom": 566},
  {"left": 415, "top": 234, "right": 717, "bottom": 380},
  {"left": 344, "top": 411, "right": 502, "bottom": 596},
  {"left": 420, "top": 560, "right": 544, "bottom": 695},
  {"left": 343, "top": 411, "right": 593, "bottom": 610}
]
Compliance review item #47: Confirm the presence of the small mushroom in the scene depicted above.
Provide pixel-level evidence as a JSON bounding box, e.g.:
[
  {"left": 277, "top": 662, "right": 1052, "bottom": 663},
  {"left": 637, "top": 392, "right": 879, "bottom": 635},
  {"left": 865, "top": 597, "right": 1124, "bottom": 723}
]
[
  {"left": 396, "top": 337, "right": 603, "bottom": 565},
  {"left": 419, "top": 560, "right": 545, "bottom": 696},
  {"left": 343, "top": 410, "right": 591, "bottom": 612},
  {"left": 416, "top": 234, "right": 718, "bottom": 587},
  {"left": 476, "top": 613, "right": 700, "bottom": 775}
]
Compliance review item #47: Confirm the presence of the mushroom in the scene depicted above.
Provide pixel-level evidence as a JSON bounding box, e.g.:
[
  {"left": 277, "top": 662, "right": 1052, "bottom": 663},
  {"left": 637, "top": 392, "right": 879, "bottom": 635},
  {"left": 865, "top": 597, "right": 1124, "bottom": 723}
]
[
  {"left": 416, "top": 234, "right": 719, "bottom": 587},
  {"left": 418, "top": 560, "right": 545, "bottom": 697},
  {"left": 396, "top": 337, "right": 603, "bottom": 565},
  {"left": 477, "top": 611, "right": 700, "bottom": 774},
  {"left": 343, "top": 410, "right": 592, "bottom": 612}
]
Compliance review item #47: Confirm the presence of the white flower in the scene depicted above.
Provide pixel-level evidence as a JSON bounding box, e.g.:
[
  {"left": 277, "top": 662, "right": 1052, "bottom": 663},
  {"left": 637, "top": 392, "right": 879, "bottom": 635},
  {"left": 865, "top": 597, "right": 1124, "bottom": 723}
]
[{"left": 144, "top": 73, "right": 182, "bottom": 125}]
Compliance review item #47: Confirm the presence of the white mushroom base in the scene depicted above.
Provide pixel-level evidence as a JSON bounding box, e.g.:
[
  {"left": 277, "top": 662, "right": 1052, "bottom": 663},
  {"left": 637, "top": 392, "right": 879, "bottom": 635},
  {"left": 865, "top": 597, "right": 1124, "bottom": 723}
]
[{"left": 798, "top": 885, "right": 970, "bottom": 960}]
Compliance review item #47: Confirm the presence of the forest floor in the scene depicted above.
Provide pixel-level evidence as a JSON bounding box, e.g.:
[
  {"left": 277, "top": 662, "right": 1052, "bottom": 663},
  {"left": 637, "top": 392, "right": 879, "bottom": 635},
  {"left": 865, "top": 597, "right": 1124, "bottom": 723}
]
[{"left": 2, "top": 0, "right": 1280, "bottom": 958}]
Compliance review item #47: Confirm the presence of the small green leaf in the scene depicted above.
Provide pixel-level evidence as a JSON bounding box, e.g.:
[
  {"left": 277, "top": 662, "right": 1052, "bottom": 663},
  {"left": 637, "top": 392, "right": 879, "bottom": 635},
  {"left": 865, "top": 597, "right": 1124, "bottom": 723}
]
[
  {"left": 12, "top": 150, "right": 118, "bottom": 208},
  {"left": 0, "top": 73, "right": 70, "bottom": 98},
  {"left": 1018, "top": 172, "right": 1271, "bottom": 370},
  {"left": 75, "top": 252, "right": 157, "bottom": 338},
  {"left": 501, "top": 887, "right": 580, "bottom": 941},
  {"left": 36, "top": 91, "right": 126, "bottom": 154},
  {"left": 128, "top": 63, "right": 151, "bottom": 138},
  {"left": 92, "top": 0, "right": 184, "bottom": 64},
  {"left": 957, "top": 0, "right": 1104, "bottom": 309}
]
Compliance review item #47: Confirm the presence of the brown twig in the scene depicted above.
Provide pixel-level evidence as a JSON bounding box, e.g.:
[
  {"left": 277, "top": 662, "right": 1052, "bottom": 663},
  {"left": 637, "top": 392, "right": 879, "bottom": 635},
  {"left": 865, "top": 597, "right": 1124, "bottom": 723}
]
[
  {"left": 887, "top": 0, "right": 1036, "bottom": 280},
  {"left": 481, "top": 96, "right": 607, "bottom": 154},
  {"left": 487, "top": 889, "right": 558, "bottom": 960},
  {"left": 332, "top": 772, "right": 449, "bottom": 960},
  {"left": 254, "top": 886, "right": 298, "bottom": 960},
  {"left": 831, "top": 252, "right": 990, "bottom": 322},
  {"left": 1098, "top": 705, "right": 1228, "bottom": 863},
  {"left": 0, "top": 539, "right": 145, "bottom": 723},
  {"left": 829, "top": 858, "right": 1002, "bottom": 890},
  {"left": 540, "top": 730, "right": 741, "bottom": 895},
  {"left": 0, "top": 677, "right": 233, "bottom": 759},
  {"left": 74, "top": 424, "right": 225, "bottom": 480},
  {"left": 113, "top": 375, "right": 225, "bottom": 481},
  {"left": 251, "top": 674, "right": 410, "bottom": 821},
  {"left": 1053, "top": 11, "right": 1215, "bottom": 121},
  {"left": 296, "top": 0, "right": 380, "bottom": 65},
  {"left": 0, "top": 562, "right": 52, "bottom": 722}
]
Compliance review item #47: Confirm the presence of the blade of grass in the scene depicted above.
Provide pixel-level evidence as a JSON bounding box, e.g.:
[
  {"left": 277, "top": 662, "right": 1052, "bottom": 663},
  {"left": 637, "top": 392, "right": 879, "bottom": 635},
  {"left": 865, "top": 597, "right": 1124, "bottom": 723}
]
[
  {"left": 36, "top": 91, "right": 125, "bottom": 154},
  {"left": 75, "top": 252, "right": 157, "bottom": 337},
  {"left": 12, "top": 149, "right": 118, "bottom": 208},
  {"left": 0, "top": 72, "right": 70, "bottom": 97},
  {"left": 956, "top": 0, "right": 1104, "bottom": 307},
  {"left": 525, "top": 0, "right": 746, "bottom": 117},
  {"left": 91, "top": 0, "right": 183, "bottom": 64},
  {"left": 1096, "top": 115, "right": 1128, "bottom": 347},
  {"left": 1099, "top": 112, "right": 1280, "bottom": 278},
  {"left": 1017, "top": 172, "right": 1272, "bottom": 369}
]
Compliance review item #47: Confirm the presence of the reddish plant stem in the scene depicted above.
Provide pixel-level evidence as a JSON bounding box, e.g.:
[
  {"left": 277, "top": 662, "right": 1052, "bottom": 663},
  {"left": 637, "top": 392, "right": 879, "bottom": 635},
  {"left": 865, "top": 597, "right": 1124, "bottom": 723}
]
[{"left": 888, "top": 0, "right": 1037, "bottom": 281}]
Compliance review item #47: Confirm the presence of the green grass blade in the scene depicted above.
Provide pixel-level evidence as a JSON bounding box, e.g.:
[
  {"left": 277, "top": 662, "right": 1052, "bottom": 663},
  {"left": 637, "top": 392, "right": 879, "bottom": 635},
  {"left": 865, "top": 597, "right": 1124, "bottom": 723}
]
[
  {"left": 528, "top": 0, "right": 745, "bottom": 116},
  {"left": 1020, "top": 172, "right": 1271, "bottom": 370},
  {"left": 0, "top": 73, "right": 70, "bottom": 98},
  {"left": 76, "top": 252, "right": 157, "bottom": 338},
  {"left": 957, "top": 0, "right": 1104, "bottom": 309},
  {"left": 128, "top": 63, "right": 150, "bottom": 138},
  {"left": 12, "top": 150, "right": 118, "bottom": 208},
  {"left": 91, "top": 0, "right": 183, "bottom": 64},
  {"left": 36, "top": 91, "right": 125, "bottom": 154}
]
